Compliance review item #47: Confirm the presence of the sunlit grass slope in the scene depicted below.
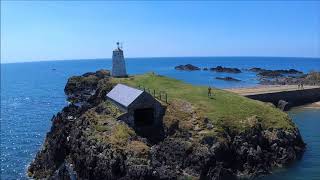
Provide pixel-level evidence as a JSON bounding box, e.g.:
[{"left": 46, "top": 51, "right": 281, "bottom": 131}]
[{"left": 111, "top": 73, "right": 295, "bottom": 132}]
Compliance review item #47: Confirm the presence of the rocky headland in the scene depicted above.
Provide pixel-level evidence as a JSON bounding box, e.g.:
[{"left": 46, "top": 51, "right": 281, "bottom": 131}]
[{"left": 29, "top": 70, "right": 305, "bottom": 180}]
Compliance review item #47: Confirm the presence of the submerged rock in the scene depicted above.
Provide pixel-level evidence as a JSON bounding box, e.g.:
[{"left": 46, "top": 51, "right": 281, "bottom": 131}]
[
  {"left": 258, "top": 70, "right": 284, "bottom": 78},
  {"left": 216, "top": 77, "right": 241, "bottom": 82}
]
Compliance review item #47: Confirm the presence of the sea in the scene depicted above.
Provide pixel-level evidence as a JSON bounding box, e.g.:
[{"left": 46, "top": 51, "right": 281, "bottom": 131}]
[{"left": 1, "top": 57, "right": 320, "bottom": 179}]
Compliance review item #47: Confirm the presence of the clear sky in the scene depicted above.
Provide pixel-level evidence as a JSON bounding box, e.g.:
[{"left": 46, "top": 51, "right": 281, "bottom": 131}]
[{"left": 1, "top": 1, "right": 320, "bottom": 63}]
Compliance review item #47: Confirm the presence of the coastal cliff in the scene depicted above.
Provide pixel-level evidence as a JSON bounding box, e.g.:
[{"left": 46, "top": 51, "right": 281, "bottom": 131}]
[{"left": 28, "top": 70, "right": 305, "bottom": 180}]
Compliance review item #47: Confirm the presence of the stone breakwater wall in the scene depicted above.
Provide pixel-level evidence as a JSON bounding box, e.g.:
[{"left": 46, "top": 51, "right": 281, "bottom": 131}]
[{"left": 245, "top": 88, "right": 320, "bottom": 109}]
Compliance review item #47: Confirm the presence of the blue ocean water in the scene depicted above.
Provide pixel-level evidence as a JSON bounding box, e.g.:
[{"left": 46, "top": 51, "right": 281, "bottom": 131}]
[{"left": 1, "top": 57, "right": 320, "bottom": 179}]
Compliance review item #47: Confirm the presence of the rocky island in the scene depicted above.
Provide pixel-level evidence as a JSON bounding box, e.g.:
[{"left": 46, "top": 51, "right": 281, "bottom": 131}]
[
  {"left": 175, "top": 64, "right": 201, "bottom": 71},
  {"left": 174, "top": 64, "right": 242, "bottom": 73},
  {"left": 28, "top": 70, "right": 305, "bottom": 180}
]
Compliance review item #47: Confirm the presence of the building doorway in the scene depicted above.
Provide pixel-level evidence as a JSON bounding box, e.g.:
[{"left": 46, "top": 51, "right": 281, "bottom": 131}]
[{"left": 134, "top": 108, "right": 154, "bottom": 126}]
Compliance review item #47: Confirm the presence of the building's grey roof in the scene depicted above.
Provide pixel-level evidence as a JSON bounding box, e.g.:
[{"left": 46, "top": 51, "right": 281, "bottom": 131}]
[{"left": 106, "top": 84, "right": 143, "bottom": 107}]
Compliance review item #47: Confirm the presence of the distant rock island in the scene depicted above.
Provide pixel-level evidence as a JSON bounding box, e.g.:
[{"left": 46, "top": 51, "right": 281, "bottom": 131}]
[
  {"left": 175, "top": 64, "right": 201, "bottom": 71},
  {"left": 175, "top": 64, "right": 241, "bottom": 73},
  {"left": 174, "top": 64, "right": 320, "bottom": 86},
  {"left": 29, "top": 70, "right": 306, "bottom": 180}
]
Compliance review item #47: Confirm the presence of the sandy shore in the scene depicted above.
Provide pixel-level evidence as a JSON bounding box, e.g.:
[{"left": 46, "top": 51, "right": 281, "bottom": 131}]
[{"left": 302, "top": 101, "right": 320, "bottom": 109}]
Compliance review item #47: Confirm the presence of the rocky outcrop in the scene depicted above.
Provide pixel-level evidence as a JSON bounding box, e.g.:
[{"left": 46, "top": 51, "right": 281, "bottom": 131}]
[
  {"left": 248, "top": 68, "right": 304, "bottom": 79},
  {"left": 216, "top": 77, "right": 241, "bottom": 82},
  {"left": 210, "top": 66, "right": 242, "bottom": 73},
  {"left": 247, "top": 67, "right": 320, "bottom": 86},
  {"left": 29, "top": 70, "right": 305, "bottom": 180},
  {"left": 175, "top": 64, "right": 201, "bottom": 71},
  {"left": 260, "top": 72, "right": 320, "bottom": 86},
  {"left": 249, "top": 68, "right": 303, "bottom": 75},
  {"left": 64, "top": 69, "right": 114, "bottom": 106}
]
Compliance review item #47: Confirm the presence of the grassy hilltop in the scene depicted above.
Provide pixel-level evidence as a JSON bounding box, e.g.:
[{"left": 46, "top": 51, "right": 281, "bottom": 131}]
[{"left": 112, "top": 73, "right": 295, "bottom": 132}]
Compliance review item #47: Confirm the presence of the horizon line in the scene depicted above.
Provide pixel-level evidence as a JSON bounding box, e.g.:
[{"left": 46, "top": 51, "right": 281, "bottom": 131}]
[{"left": 1, "top": 55, "right": 320, "bottom": 64}]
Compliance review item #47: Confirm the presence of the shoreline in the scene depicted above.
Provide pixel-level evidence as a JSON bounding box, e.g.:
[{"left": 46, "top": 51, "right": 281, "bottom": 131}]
[
  {"left": 225, "top": 85, "right": 320, "bottom": 95},
  {"left": 296, "top": 101, "right": 320, "bottom": 109}
]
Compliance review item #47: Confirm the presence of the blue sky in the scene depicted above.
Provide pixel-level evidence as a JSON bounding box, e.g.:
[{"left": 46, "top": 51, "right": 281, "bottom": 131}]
[{"left": 1, "top": 1, "right": 320, "bottom": 63}]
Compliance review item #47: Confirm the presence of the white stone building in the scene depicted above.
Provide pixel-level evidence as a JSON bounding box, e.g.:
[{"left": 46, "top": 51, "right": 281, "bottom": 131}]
[{"left": 111, "top": 42, "right": 127, "bottom": 77}]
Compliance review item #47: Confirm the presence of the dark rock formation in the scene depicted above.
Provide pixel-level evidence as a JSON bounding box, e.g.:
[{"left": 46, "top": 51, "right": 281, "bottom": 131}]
[
  {"left": 175, "top": 64, "right": 200, "bottom": 71},
  {"left": 248, "top": 67, "right": 303, "bottom": 79},
  {"left": 64, "top": 69, "right": 113, "bottom": 105},
  {"left": 260, "top": 72, "right": 320, "bottom": 86},
  {"left": 247, "top": 68, "right": 320, "bottom": 86},
  {"left": 216, "top": 77, "right": 241, "bottom": 82},
  {"left": 249, "top": 68, "right": 303, "bottom": 75},
  {"left": 210, "top": 66, "right": 242, "bottom": 73},
  {"left": 203, "top": 67, "right": 208, "bottom": 71},
  {"left": 29, "top": 70, "right": 306, "bottom": 180}
]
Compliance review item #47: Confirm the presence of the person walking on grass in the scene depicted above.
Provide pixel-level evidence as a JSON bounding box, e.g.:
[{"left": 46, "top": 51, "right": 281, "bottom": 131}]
[{"left": 208, "top": 86, "right": 212, "bottom": 97}]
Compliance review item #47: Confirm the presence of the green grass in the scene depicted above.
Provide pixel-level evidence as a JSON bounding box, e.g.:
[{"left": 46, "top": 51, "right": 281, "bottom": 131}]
[
  {"left": 109, "top": 124, "right": 136, "bottom": 146},
  {"left": 111, "top": 73, "right": 295, "bottom": 132}
]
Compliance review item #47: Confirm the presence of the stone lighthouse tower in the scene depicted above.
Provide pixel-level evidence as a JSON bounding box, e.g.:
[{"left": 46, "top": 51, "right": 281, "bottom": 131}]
[{"left": 112, "top": 42, "right": 127, "bottom": 77}]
